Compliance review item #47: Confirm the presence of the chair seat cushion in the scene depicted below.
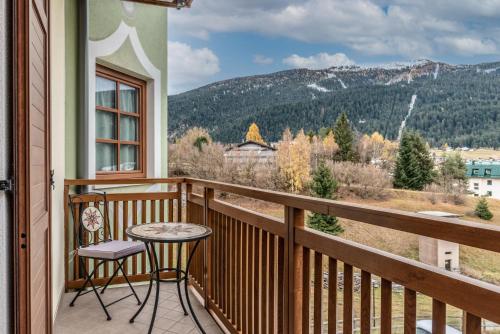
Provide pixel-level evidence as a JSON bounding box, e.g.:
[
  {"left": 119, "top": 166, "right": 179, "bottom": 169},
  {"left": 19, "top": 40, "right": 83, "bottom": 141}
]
[{"left": 78, "top": 240, "right": 145, "bottom": 260}]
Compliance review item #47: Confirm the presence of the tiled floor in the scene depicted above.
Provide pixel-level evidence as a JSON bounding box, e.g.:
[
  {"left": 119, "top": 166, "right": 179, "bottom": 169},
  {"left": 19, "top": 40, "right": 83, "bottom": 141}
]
[{"left": 54, "top": 283, "right": 223, "bottom": 334}]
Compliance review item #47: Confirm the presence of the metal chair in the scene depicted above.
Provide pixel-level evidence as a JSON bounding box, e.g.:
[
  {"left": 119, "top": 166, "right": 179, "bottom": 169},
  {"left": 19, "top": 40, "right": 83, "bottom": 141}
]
[{"left": 68, "top": 191, "right": 145, "bottom": 320}]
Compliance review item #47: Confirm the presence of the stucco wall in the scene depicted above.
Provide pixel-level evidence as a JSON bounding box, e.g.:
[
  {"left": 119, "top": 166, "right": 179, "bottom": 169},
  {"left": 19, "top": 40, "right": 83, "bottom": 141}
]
[
  {"left": 51, "top": 0, "right": 67, "bottom": 320},
  {"left": 65, "top": 0, "right": 169, "bottom": 180},
  {"left": 0, "top": 0, "right": 12, "bottom": 331}
]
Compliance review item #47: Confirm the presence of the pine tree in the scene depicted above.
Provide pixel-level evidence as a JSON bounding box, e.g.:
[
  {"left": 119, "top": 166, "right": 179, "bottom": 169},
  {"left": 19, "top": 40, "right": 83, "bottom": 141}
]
[
  {"left": 393, "top": 131, "right": 434, "bottom": 190},
  {"left": 307, "top": 162, "right": 343, "bottom": 235},
  {"left": 333, "top": 112, "right": 356, "bottom": 162},
  {"left": 245, "top": 122, "right": 266, "bottom": 144},
  {"left": 475, "top": 198, "right": 493, "bottom": 220}
]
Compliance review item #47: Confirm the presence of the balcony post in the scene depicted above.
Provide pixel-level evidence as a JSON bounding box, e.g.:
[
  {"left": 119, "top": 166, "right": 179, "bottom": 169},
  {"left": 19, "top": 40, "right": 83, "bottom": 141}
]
[
  {"left": 203, "top": 187, "right": 214, "bottom": 309},
  {"left": 285, "top": 206, "right": 305, "bottom": 334}
]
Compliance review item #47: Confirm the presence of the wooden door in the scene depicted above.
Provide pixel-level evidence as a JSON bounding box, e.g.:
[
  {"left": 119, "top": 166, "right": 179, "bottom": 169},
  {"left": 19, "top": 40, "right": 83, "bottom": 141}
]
[{"left": 14, "top": 0, "right": 52, "bottom": 333}]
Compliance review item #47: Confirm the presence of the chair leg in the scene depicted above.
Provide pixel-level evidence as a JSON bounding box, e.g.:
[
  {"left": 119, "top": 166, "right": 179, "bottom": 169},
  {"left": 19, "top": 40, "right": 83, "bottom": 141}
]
[
  {"left": 69, "top": 258, "right": 95, "bottom": 307},
  {"left": 72, "top": 258, "right": 112, "bottom": 321},
  {"left": 85, "top": 264, "right": 113, "bottom": 321},
  {"left": 118, "top": 259, "right": 142, "bottom": 305},
  {"left": 101, "top": 261, "right": 121, "bottom": 295}
]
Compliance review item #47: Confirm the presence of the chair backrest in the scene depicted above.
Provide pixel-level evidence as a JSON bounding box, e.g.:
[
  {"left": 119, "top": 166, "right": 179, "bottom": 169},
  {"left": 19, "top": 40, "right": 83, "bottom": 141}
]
[{"left": 68, "top": 191, "right": 113, "bottom": 248}]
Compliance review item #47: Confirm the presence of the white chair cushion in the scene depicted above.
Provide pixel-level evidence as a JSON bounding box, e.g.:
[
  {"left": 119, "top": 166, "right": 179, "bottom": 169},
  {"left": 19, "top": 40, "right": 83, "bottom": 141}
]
[{"left": 78, "top": 240, "right": 145, "bottom": 260}]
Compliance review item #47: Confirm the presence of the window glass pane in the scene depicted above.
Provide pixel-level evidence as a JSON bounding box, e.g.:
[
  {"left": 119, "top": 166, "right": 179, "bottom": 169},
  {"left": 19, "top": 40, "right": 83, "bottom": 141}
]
[
  {"left": 96, "top": 110, "right": 116, "bottom": 139},
  {"left": 96, "top": 76, "right": 116, "bottom": 108},
  {"left": 120, "top": 145, "right": 138, "bottom": 171},
  {"left": 96, "top": 143, "right": 117, "bottom": 171},
  {"left": 120, "top": 115, "right": 138, "bottom": 141},
  {"left": 120, "top": 83, "right": 138, "bottom": 113}
]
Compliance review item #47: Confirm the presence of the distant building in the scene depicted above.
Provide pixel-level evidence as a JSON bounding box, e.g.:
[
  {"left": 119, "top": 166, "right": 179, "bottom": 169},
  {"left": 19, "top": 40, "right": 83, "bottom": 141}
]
[
  {"left": 466, "top": 161, "right": 500, "bottom": 199},
  {"left": 224, "top": 141, "right": 276, "bottom": 164},
  {"left": 418, "top": 211, "right": 461, "bottom": 272}
]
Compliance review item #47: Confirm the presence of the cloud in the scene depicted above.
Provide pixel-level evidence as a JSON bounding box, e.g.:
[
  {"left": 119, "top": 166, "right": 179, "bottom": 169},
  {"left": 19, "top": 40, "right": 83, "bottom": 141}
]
[
  {"left": 283, "top": 52, "right": 355, "bottom": 69},
  {"left": 253, "top": 54, "right": 274, "bottom": 65},
  {"left": 167, "top": 41, "right": 220, "bottom": 94},
  {"left": 169, "top": 0, "right": 500, "bottom": 58},
  {"left": 436, "top": 37, "right": 498, "bottom": 55}
]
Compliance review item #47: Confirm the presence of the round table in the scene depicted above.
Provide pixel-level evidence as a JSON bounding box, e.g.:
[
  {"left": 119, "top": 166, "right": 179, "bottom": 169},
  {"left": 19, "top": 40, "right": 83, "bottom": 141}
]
[{"left": 126, "top": 222, "right": 212, "bottom": 334}]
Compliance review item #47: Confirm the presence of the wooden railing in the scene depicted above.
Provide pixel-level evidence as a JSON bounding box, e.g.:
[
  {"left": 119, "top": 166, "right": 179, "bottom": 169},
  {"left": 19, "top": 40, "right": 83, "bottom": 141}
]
[{"left": 64, "top": 178, "right": 500, "bottom": 334}]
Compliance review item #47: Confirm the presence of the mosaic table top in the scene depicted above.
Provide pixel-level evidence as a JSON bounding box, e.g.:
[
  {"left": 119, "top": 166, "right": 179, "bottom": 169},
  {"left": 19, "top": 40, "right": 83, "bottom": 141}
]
[{"left": 126, "top": 222, "right": 212, "bottom": 243}]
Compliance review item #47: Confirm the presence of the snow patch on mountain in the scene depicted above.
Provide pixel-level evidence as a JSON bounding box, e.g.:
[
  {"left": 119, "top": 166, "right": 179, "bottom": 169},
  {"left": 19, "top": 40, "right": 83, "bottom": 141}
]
[
  {"left": 484, "top": 67, "right": 500, "bottom": 74},
  {"left": 398, "top": 94, "right": 418, "bottom": 140},
  {"left": 338, "top": 79, "right": 347, "bottom": 89},
  {"left": 433, "top": 63, "right": 440, "bottom": 79},
  {"left": 307, "top": 83, "right": 331, "bottom": 92}
]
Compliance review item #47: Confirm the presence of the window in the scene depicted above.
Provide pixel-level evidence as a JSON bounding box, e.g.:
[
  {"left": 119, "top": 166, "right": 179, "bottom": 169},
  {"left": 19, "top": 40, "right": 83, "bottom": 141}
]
[
  {"left": 472, "top": 168, "right": 479, "bottom": 176},
  {"left": 474, "top": 183, "right": 479, "bottom": 190},
  {"left": 487, "top": 180, "right": 493, "bottom": 185},
  {"left": 485, "top": 168, "right": 492, "bottom": 176},
  {"left": 95, "top": 65, "right": 146, "bottom": 178},
  {"left": 487, "top": 191, "right": 492, "bottom": 197},
  {"left": 445, "top": 259, "right": 451, "bottom": 271}
]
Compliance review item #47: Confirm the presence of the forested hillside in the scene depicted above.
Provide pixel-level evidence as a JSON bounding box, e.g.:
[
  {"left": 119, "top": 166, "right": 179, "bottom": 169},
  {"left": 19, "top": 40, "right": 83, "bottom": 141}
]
[{"left": 168, "top": 60, "right": 500, "bottom": 147}]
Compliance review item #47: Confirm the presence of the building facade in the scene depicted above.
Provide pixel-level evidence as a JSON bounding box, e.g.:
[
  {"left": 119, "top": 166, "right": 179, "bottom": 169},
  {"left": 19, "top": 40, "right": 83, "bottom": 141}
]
[
  {"left": 224, "top": 141, "right": 277, "bottom": 165},
  {"left": 466, "top": 161, "right": 500, "bottom": 199}
]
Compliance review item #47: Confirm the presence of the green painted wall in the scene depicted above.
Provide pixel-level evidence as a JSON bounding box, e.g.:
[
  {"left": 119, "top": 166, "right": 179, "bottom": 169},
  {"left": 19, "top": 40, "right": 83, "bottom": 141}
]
[
  {"left": 64, "top": 0, "right": 78, "bottom": 179},
  {"left": 65, "top": 0, "right": 169, "bottom": 180}
]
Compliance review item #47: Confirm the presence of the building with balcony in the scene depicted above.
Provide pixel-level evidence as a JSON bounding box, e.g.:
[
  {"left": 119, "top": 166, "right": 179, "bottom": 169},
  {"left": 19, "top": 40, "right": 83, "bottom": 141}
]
[{"left": 466, "top": 161, "right": 500, "bottom": 199}]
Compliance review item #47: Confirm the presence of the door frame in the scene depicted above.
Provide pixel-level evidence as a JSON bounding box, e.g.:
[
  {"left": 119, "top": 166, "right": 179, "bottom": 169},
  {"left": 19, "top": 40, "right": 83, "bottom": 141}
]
[{"left": 13, "top": 0, "right": 52, "bottom": 333}]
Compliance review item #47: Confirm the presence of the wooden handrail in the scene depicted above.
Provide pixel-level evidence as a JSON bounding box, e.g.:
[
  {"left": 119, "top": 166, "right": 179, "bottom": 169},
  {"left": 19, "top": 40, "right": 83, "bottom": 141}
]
[
  {"left": 185, "top": 178, "right": 500, "bottom": 253},
  {"left": 64, "top": 177, "right": 185, "bottom": 186}
]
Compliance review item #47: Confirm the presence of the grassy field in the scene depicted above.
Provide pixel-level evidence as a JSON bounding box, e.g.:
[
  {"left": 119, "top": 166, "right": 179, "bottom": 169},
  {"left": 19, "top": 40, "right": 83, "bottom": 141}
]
[{"left": 432, "top": 148, "right": 500, "bottom": 160}]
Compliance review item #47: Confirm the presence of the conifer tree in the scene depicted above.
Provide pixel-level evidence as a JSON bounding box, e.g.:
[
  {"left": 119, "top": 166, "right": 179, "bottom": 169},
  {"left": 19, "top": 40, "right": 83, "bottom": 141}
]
[
  {"left": 393, "top": 131, "right": 434, "bottom": 190},
  {"left": 475, "top": 198, "right": 493, "bottom": 220},
  {"left": 245, "top": 122, "right": 266, "bottom": 144},
  {"left": 333, "top": 112, "right": 356, "bottom": 162},
  {"left": 307, "top": 162, "right": 343, "bottom": 235}
]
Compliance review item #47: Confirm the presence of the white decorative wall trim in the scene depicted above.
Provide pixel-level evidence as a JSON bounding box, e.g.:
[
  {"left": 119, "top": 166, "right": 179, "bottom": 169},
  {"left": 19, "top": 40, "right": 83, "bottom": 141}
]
[{"left": 88, "top": 21, "right": 162, "bottom": 178}]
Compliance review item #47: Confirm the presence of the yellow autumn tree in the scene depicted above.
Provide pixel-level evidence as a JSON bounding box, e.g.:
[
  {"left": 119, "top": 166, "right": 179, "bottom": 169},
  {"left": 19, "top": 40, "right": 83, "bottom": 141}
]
[
  {"left": 276, "top": 128, "right": 311, "bottom": 192},
  {"left": 245, "top": 122, "right": 266, "bottom": 144},
  {"left": 323, "top": 131, "right": 339, "bottom": 158}
]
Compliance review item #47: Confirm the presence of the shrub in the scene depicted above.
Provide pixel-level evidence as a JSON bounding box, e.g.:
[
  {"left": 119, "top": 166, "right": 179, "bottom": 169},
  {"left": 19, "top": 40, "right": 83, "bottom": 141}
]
[{"left": 474, "top": 198, "right": 493, "bottom": 220}]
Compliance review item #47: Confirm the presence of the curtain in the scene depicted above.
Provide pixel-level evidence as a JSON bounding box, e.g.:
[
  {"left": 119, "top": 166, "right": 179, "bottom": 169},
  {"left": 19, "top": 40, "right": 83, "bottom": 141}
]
[
  {"left": 96, "top": 76, "right": 115, "bottom": 108},
  {"left": 119, "top": 83, "right": 137, "bottom": 113},
  {"left": 120, "top": 115, "right": 137, "bottom": 141},
  {"left": 120, "top": 145, "right": 137, "bottom": 171},
  {"left": 96, "top": 143, "right": 117, "bottom": 171},
  {"left": 96, "top": 111, "right": 116, "bottom": 139}
]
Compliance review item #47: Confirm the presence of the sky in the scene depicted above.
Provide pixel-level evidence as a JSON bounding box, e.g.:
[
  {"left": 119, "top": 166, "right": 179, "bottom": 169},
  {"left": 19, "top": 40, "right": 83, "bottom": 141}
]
[{"left": 167, "top": 0, "right": 500, "bottom": 94}]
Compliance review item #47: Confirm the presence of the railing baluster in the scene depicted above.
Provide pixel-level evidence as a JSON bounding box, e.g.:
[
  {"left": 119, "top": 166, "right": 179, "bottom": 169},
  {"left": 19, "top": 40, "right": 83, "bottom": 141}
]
[
  {"left": 361, "top": 270, "right": 371, "bottom": 334},
  {"left": 328, "top": 258, "right": 337, "bottom": 334},
  {"left": 159, "top": 199, "right": 165, "bottom": 268},
  {"left": 123, "top": 200, "right": 129, "bottom": 275},
  {"left": 236, "top": 220, "right": 242, "bottom": 331},
  {"left": 168, "top": 198, "right": 174, "bottom": 269},
  {"left": 132, "top": 200, "right": 138, "bottom": 275},
  {"left": 302, "top": 247, "right": 310, "bottom": 334},
  {"left": 141, "top": 200, "right": 147, "bottom": 274},
  {"left": 248, "top": 224, "right": 254, "bottom": 334},
  {"left": 261, "top": 231, "right": 268, "bottom": 334},
  {"left": 253, "top": 226, "right": 260, "bottom": 333},
  {"left": 73, "top": 204, "right": 80, "bottom": 280},
  {"left": 268, "top": 234, "right": 276, "bottom": 334},
  {"left": 242, "top": 222, "right": 249, "bottom": 334},
  {"left": 314, "top": 252, "right": 322, "bottom": 334},
  {"left": 404, "top": 288, "right": 417, "bottom": 334},
  {"left": 432, "top": 299, "right": 446, "bottom": 334},
  {"left": 381, "top": 279, "right": 392, "bottom": 334},
  {"left": 465, "top": 313, "right": 481, "bottom": 334},
  {"left": 231, "top": 218, "right": 237, "bottom": 326},
  {"left": 277, "top": 236, "right": 285, "bottom": 334},
  {"left": 343, "top": 263, "right": 353, "bottom": 334}
]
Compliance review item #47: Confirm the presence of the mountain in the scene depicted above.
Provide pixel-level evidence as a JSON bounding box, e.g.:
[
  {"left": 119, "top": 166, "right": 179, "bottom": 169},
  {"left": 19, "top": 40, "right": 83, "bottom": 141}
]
[{"left": 168, "top": 60, "right": 500, "bottom": 148}]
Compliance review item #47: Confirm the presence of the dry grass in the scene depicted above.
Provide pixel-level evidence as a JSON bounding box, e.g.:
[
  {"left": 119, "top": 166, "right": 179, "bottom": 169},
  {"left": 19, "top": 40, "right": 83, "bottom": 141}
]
[{"left": 432, "top": 148, "right": 500, "bottom": 160}]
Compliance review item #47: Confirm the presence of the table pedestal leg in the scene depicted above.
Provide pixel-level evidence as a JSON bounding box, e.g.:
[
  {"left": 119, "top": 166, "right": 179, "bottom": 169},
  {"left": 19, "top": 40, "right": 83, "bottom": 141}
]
[
  {"left": 176, "top": 242, "right": 188, "bottom": 315},
  {"left": 130, "top": 242, "right": 154, "bottom": 324},
  {"left": 184, "top": 240, "right": 205, "bottom": 334}
]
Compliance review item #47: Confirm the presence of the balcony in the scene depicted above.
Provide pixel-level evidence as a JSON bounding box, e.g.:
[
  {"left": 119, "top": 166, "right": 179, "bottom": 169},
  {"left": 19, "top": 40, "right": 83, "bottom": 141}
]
[{"left": 58, "top": 178, "right": 500, "bottom": 334}]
